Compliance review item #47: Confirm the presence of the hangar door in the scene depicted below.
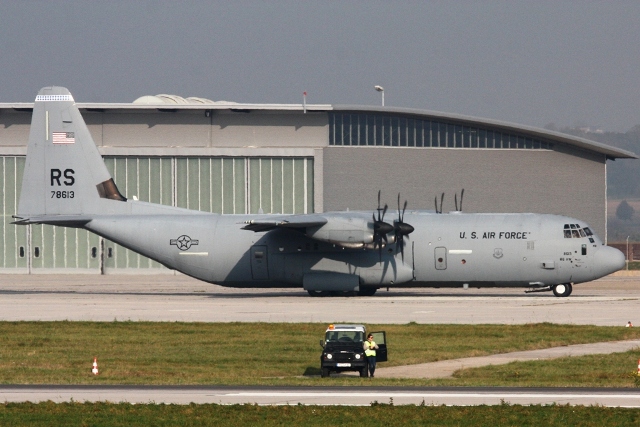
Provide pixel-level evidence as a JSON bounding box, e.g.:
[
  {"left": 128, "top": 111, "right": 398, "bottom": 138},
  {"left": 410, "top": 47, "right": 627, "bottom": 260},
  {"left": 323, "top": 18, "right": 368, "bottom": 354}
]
[
  {"left": 0, "top": 156, "right": 102, "bottom": 273},
  {"left": 0, "top": 155, "right": 313, "bottom": 274},
  {"left": 102, "top": 156, "right": 314, "bottom": 273}
]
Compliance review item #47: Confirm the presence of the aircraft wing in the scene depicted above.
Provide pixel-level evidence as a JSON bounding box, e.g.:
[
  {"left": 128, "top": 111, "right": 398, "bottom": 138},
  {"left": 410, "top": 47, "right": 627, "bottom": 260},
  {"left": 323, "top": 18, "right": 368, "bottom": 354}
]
[
  {"left": 242, "top": 214, "right": 328, "bottom": 232},
  {"left": 242, "top": 212, "right": 386, "bottom": 248}
]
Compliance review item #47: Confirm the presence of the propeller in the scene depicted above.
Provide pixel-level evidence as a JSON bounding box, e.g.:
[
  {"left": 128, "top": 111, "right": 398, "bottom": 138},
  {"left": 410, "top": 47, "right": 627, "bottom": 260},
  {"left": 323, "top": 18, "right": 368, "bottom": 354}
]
[
  {"left": 372, "top": 191, "right": 393, "bottom": 259},
  {"left": 394, "top": 193, "right": 415, "bottom": 261},
  {"left": 434, "top": 192, "right": 445, "bottom": 214},
  {"left": 454, "top": 189, "right": 465, "bottom": 212}
]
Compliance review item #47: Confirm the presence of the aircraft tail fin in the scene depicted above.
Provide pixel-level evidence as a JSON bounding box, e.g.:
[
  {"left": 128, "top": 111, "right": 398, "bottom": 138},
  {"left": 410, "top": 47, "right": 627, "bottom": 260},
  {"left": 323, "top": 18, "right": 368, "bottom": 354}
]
[{"left": 16, "top": 87, "right": 126, "bottom": 222}]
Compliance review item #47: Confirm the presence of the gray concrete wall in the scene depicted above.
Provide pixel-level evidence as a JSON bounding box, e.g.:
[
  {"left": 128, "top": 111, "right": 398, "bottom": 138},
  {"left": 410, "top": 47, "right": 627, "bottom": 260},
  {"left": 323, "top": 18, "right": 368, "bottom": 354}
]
[
  {"left": 0, "top": 111, "right": 30, "bottom": 147},
  {"left": 211, "top": 111, "right": 328, "bottom": 148},
  {"left": 322, "top": 146, "right": 607, "bottom": 239}
]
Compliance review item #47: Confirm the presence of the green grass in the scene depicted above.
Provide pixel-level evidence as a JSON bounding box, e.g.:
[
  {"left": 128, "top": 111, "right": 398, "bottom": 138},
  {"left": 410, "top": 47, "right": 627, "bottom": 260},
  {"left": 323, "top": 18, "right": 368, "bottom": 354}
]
[
  {"left": 446, "top": 350, "right": 640, "bottom": 387},
  {"left": 626, "top": 261, "right": 640, "bottom": 270},
  {"left": 2, "top": 322, "right": 640, "bottom": 387},
  {"left": 1, "top": 402, "right": 639, "bottom": 426}
]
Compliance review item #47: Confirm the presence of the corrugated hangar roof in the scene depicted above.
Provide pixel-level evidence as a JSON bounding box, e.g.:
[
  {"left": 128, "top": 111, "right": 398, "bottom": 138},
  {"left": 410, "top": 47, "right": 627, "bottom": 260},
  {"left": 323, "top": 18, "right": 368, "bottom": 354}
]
[{"left": 0, "top": 100, "right": 636, "bottom": 160}]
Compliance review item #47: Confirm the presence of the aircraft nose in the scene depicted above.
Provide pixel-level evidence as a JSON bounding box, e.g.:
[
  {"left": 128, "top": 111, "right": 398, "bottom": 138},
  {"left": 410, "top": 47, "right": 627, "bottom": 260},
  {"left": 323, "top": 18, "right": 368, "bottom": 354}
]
[{"left": 592, "top": 245, "right": 626, "bottom": 278}]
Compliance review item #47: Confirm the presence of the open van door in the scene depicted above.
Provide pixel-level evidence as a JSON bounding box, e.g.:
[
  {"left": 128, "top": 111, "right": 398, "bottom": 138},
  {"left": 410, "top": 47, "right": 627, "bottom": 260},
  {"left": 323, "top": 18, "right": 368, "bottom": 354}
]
[{"left": 370, "top": 331, "right": 387, "bottom": 362}]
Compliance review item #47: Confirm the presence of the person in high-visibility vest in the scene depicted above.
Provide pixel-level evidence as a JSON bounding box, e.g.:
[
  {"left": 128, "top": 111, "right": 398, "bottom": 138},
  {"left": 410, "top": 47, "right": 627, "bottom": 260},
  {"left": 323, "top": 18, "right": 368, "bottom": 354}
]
[{"left": 363, "top": 333, "right": 379, "bottom": 377}]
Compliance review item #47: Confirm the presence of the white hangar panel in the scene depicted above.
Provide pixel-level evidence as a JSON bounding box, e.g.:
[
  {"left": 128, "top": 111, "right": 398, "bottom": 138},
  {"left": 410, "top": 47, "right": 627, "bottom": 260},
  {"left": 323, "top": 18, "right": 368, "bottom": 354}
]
[
  {"left": 211, "top": 112, "right": 327, "bottom": 147},
  {"left": 101, "top": 111, "right": 211, "bottom": 147}
]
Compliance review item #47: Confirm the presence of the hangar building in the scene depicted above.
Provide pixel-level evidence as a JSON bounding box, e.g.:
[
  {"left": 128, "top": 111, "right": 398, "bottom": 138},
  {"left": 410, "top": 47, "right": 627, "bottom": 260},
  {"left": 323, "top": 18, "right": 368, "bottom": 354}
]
[{"left": 0, "top": 94, "right": 635, "bottom": 274}]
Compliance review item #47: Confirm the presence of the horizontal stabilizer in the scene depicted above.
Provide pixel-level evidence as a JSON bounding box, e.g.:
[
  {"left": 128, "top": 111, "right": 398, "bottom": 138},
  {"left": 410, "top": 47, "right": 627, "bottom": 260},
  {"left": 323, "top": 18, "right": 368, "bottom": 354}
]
[{"left": 12, "top": 215, "right": 93, "bottom": 227}]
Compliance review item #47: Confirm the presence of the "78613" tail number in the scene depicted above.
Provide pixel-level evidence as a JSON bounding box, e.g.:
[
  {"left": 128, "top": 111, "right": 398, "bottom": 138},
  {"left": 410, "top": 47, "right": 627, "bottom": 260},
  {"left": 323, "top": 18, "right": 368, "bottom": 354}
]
[{"left": 51, "top": 191, "right": 74, "bottom": 199}]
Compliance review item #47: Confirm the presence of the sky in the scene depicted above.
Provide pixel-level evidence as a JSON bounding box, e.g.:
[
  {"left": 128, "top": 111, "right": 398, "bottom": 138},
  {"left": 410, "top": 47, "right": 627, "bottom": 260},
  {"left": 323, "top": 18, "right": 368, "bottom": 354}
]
[{"left": 1, "top": 1, "right": 639, "bottom": 132}]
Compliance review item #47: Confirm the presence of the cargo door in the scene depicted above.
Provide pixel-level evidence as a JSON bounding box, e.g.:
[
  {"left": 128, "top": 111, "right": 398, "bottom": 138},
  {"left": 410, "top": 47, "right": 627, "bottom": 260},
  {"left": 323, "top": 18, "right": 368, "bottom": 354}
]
[
  {"left": 435, "top": 247, "right": 447, "bottom": 270},
  {"left": 250, "top": 245, "right": 269, "bottom": 280},
  {"left": 370, "top": 331, "right": 387, "bottom": 362}
]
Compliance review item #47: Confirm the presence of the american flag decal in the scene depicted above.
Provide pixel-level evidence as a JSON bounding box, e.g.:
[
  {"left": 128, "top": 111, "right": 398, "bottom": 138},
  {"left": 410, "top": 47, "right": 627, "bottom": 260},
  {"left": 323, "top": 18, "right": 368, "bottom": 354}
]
[{"left": 52, "top": 132, "right": 75, "bottom": 144}]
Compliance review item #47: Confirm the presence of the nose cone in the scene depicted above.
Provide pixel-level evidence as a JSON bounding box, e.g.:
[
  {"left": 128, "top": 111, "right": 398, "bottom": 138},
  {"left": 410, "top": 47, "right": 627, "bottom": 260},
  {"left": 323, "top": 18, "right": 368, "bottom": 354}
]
[{"left": 592, "top": 246, "right": 626, "bottom": 278}]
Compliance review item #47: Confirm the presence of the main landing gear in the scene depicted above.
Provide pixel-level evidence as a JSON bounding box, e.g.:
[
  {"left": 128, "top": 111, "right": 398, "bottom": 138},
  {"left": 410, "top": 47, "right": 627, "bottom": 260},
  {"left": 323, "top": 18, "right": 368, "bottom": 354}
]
[
  {"left": 552, "top": 283, "right": 573, "bottom": 297},
  {"left": 307, "top": 288, "right": 378, "bottom": 297}
]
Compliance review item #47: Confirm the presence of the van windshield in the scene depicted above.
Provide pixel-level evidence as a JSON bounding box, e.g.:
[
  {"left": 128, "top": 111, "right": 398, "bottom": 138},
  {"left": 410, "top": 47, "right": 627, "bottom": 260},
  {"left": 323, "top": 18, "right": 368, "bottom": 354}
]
[{"left": 325, "top": 331, "right": 363, "bottom": 343}]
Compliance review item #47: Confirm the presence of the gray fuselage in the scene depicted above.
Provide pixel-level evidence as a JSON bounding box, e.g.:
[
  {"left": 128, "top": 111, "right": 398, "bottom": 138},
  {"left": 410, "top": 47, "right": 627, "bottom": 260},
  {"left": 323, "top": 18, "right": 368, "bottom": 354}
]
[{"left": 83, "top": 204, "right": 624, "bottom": 290}]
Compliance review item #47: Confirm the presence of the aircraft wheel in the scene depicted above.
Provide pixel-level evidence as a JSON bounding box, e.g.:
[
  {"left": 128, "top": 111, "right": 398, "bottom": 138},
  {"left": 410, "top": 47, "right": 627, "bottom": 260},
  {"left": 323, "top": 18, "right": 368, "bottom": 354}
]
[
  {"left": 552, "top": 283, "right": 572, "bottom": 297},
  {"left": 357, "top": 287, "right": 377, "bottom": 296},
  {"left": 321, "top": 368, "right": 330, "bottom": 378},
  {"left": 307, "top": 290, "right": 328, "bottom": 297}
]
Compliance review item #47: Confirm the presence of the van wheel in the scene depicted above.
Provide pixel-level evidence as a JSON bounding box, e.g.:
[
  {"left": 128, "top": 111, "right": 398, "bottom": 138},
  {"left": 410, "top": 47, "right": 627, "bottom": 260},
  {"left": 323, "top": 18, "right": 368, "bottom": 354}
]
[
  {"left": 321, "top": 368, "right": 330, "bottom": 378},
  {"left": 359, "top": 367, "right": 368, "bottom": 377}
]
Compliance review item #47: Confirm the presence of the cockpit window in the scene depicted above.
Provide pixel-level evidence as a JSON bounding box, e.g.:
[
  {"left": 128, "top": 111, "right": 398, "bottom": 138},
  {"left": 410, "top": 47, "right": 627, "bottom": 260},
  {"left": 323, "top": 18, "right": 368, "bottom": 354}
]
[{"left": 564, "top": 224, "right": 591, "bottom": 239}]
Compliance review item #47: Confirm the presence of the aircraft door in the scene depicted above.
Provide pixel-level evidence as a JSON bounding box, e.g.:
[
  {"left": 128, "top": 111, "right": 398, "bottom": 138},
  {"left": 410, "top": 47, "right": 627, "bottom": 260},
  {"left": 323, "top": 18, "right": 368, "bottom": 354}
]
[
  {"left": 250, "top": 245, "right": 269, "bottom": 280},
  {"left": 370, "top": 331, "right": 387, "bottom": 362},
  {"left": 435, "top": 247, "right": 447, "bottom": 270}
]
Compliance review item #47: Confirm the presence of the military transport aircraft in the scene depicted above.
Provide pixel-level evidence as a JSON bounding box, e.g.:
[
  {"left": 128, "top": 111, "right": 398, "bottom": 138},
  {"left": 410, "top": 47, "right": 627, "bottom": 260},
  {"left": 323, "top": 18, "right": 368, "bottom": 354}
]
[{"left": 13, "top": 87, "right": 626, "bottom": 297}]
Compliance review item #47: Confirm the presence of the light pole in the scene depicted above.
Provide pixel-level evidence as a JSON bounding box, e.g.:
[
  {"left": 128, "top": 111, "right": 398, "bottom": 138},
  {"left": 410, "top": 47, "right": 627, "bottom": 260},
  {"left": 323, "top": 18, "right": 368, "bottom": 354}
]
[
  {"left": 374, "top": 85, "right": 384, "bottom": 106},
  {"left": 627, "top": 235, "right": 630, "bottom": 270}
]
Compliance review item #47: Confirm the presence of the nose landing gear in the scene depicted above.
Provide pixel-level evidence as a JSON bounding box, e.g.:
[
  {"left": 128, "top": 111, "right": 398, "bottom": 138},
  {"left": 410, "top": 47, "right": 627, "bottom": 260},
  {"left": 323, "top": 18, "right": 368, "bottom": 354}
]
[{"left": 552, "top": 283, "right": 573, "bottom": 297}]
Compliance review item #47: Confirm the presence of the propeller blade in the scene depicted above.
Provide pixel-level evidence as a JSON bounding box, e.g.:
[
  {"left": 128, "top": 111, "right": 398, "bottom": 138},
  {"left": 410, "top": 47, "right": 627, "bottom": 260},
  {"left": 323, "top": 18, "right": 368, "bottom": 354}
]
[
  {"left": 460, "top": 188, "right": 464, "bottom": 212},
  {"left": 440, "top": 193, "right": 445, "bottom": 214},
  {"left": 392, "top": 194, "right": 413, "bottom": 263},
  {"left": 372, "top": 191, "right": 393, "bottom": 263},
  {"left": 455, "top": 193, "right": 458, "bottom": 211}
]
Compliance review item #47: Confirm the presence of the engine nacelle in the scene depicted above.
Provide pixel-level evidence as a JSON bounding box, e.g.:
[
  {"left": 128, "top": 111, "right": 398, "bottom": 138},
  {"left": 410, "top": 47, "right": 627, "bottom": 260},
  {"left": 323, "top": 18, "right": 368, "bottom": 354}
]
[{"left": 305, "top": 217, "right": 373, "bottom": 247}]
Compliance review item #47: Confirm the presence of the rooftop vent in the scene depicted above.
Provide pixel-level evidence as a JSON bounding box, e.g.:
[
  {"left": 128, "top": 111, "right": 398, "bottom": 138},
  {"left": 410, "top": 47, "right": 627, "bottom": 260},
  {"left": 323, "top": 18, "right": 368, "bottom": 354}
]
[{"left": 132, "top": 94, "right": 236, "bottom": 105}]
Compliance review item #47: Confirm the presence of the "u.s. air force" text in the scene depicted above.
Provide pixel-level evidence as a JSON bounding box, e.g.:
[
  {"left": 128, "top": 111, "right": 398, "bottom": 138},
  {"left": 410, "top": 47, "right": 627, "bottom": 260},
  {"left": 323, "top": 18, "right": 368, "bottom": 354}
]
[{"left": 460, "top": 231, "right": 530, "bottom": 239}]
